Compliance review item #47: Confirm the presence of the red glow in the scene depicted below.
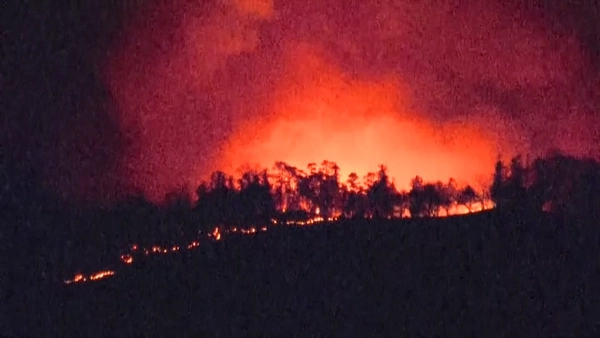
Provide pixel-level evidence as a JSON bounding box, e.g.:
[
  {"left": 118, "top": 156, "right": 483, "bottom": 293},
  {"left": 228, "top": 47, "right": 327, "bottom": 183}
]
[
  {"left": 120, "top": 254, "right": 134, "bottom": 265},
  {"left": 63, "top": 226, "right": 264, "bottom": 285},
  {"left": 219, "top": 44, "right": 509, "bottom": 190},
  {"left": 212, "top": 227, "right": 222, "bottom": 241},
  {"left": 187, "top": 241, "right": 200, "bottom": 249},
  {"left": 64, "top": 270, "right": 115, "bottom": 285},
  {"left": 104, "top": 0, "right": 594, "bottom": 202}
]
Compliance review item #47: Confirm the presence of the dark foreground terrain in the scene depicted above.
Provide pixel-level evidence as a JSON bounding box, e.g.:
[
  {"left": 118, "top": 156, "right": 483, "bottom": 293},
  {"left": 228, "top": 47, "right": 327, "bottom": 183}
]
[{"left": 7, "top": 210, "right": 600, "bottom": 337}]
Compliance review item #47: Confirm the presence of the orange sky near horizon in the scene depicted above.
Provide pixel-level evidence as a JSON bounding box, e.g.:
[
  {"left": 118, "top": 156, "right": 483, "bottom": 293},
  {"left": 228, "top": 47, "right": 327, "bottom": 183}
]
[
  {"left": 217, "top": 44, "right": 508, "bottom": 191},
  {"left": 103, "top": 0, "right": 593, "bottom": 203}
]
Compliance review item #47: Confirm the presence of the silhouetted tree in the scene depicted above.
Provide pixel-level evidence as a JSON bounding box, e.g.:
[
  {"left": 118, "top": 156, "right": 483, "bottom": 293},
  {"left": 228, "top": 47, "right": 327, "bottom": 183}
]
[
  {"left": 295, "top": 161, "right": 343, "bottom": 218},
  {"left": 366, "top": 165, "right": 397, "bottom": 219},
  {"left": 490, "top": 155, "right": 530, "bottom": 210},
  {"left": 196, "top": 171, "right": 238, "bottom": 227},
  {"left": 238, "top": 170, "right": 275, "bottom": 226},
  {"left": 421, "top": 183, "right": 443, "bottom": 217},
  {"left": 529, "top": 152, "right": 600, "bottom": 217},
  {"left": 457, "top": 185, "right": 478, "bottom": 213},
  {"left": 297, "top": 163, "right": 320, "bottom": 215},
  {"left": 507, "top": 155, "right": 528, "bottom": 206},
  {"left": 346, "top": 172, "right": 360, "bottom": 192},
  {"left": 342, "top": 172, "right": 366, "bottom": 219},
  {"left": 318, "top": 161, "right": 342, "bottom": 218},
  {"left": 394, "top": 191, "right": 410, "bottom": 218},
  {"left": 272, "top": 162, "right": 303, "bottom": 213},
  {"left": 408, "top": 176, "right": 427, "bottom": 217},
  {"left": 528, "top": 157, "right": 552, "bottom": 211},
  {"left": 476, "top": 176, "right": 493, "bottom": 210},
  {"left": 490, "top": 157, "right": 509, "bottom": 207},
  {"left": 438, "top": 179, "right": 458, "bottom": 215}
]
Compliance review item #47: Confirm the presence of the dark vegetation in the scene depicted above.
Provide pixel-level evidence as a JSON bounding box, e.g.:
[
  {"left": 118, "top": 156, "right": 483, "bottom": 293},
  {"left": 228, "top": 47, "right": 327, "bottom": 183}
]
[{"left": 3, "top": 152, "right": 600, "bottom": 336}]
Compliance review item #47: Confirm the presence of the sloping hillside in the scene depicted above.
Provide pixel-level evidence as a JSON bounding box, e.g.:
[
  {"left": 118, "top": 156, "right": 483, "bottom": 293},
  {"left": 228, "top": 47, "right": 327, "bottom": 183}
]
[{"left": 9, "top": 210, "right": 600, "bottom": 337}]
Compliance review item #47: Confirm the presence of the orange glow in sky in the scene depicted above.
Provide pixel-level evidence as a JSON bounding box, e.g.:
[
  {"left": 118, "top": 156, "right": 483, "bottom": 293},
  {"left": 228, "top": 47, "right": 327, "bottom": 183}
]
[
  {"left": 218, "top": 44, "right": 507, "bottom": 190},
  {"left": 103, "top": 0, "right": 592, "bottom": 203}
]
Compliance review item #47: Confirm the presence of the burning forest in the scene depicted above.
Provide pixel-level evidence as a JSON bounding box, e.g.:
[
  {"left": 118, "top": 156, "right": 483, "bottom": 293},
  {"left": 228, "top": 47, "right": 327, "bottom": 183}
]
[
  {"left": 5, "top": 0, "right": 600, "bottom": 335},
  {"left": 20, "top": 0, "right": 592, "bottom": 204}
]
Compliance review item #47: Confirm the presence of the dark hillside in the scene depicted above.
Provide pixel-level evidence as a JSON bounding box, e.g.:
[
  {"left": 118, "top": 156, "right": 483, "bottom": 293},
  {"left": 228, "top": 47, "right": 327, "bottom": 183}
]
[{"left": 10, "top": 210, "right": 600, "bottom": 337}]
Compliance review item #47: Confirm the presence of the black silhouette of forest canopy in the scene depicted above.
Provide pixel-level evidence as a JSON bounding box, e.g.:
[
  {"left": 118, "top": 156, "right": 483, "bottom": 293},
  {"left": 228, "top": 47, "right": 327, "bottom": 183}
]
[
  {"left": 193, "top": 160, "right": 490, "bottom": 224},
  {"left": 161, "top": 152, "right": 600, "bottom": 228}
]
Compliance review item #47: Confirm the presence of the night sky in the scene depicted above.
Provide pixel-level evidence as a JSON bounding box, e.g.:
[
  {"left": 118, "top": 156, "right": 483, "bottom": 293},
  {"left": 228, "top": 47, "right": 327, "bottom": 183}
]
[{"left": 3, "top": 0, "right": 599, "bottom": 205}]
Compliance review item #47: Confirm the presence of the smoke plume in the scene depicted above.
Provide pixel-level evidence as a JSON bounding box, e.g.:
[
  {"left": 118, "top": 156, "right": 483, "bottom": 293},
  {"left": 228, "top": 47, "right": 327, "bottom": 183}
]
[{"left": 105, "top": 0, "right": 598, "bottom": 202}]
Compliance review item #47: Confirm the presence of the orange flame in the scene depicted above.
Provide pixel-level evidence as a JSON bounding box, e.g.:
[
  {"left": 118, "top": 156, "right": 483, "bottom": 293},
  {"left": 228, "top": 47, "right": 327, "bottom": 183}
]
[
  {"left": 120, "top": 254, "right": 134, "bottom": 264},
  {"left": 64, "top": 270, "right": 115, "bottom": 285},
  {"left": 212, "top": 227, "right": 222, "bottom": 241}
]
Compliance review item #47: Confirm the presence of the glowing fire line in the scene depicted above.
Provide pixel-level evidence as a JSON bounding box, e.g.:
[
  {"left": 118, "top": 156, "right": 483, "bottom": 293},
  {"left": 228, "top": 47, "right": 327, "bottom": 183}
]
[
  {"left": 63, "top": 225, "right": 267, "bottom": 285},
  {"left": 64, "top": 270, "right": 115, "bottom": 285},
  {"left": 63, "top": 203, "right": 492, "bottom": 285}
]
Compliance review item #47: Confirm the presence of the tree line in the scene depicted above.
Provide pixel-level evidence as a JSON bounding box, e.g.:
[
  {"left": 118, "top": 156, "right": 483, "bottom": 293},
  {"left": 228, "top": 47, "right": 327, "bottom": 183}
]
[
  {"left": 7, "top": 150, "right": 599, "bottom": 278},
  {"left": 491, "top": 152, "right": 600, "bottom": 216},
  {"left": 122, "top": 151, "right": 591, "bottom": 235},
  {"left": 166, "top": 161, "right": 485, "bottom": 228}
]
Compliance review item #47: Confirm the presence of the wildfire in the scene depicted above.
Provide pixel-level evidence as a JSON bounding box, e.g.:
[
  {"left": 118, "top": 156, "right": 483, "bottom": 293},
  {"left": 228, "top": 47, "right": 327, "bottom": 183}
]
[
  {"left": 187, "top": 241, "right": 200, "bottom": 249},
  {"left": 240, "top": 227, "right": 257, "bottom": 235},
  {"left": 64, "top": 270, "right": 115, "bottom": 285},
  {"left": 90, "top": 270, "right": 116, "bottom": 281},
  {"left": 61, "top": 207, "right": 494, "bottom": 286},
  {"left": 274, "top": 216, "right": 339, "bottom": 226},
  {"left": 218, "top": 45, "right": 504, "bottom": 194},
  {"left": 438, "top": 200, "right": 495, "bottom": 216},
  {"left": 62, "top": 224, "right": 272, "bottom": 285},
  {"left": 120, "top": 254, "right": 134, "bottom": 264},
  {"left": 211, "top": 227, "right": 222, "bottom": 241}
]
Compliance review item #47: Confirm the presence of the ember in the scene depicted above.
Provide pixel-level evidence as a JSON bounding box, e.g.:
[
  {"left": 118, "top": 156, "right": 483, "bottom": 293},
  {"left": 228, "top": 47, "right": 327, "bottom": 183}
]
[
  {"left": 63, "top": 225, "right": 268, "bottom": 285},
  {"left": 120, "top": 254, "right": 134, "bottom": 264},
  {"left": 64, "top": 270, "right": 115, "bottom": 285}
]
